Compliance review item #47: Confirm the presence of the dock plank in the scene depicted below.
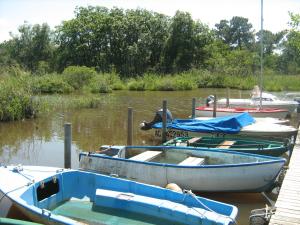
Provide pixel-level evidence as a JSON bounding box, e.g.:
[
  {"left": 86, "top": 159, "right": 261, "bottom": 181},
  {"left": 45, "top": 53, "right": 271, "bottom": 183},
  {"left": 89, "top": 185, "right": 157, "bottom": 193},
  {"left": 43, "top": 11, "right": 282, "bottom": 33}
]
[{"left": 270, "top": 132, "right": 300, "bottom": 225}]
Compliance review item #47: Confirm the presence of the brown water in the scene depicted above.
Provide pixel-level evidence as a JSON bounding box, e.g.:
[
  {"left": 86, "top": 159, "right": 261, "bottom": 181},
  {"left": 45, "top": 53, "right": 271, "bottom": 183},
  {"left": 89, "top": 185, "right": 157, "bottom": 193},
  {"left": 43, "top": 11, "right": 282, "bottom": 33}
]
[{"left": 1, "top": 89, "right": 297, "bottom": 224}]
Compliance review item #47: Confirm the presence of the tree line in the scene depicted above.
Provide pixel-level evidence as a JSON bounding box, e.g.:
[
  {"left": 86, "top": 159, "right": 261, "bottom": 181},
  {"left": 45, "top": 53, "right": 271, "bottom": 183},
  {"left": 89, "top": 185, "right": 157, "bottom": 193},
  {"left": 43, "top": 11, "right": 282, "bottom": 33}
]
[{"left": 0, "top": 6, "right": 299, "bottom": 77}]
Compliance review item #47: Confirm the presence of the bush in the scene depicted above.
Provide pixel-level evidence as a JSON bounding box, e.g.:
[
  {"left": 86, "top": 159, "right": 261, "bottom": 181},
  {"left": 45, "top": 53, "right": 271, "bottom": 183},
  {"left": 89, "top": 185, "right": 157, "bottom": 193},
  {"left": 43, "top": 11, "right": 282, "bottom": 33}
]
[
  {"left": 62, "top": 66, "right": 96, "bottom": 90},
  {"left": 31, "top": 74, "right": 74, "bottom": 94},
  {"left": 87, "top": 75, "right": 112, "bottom": 93},
  {"left": 127, "top": 79, "right": 146, "bottom": 91},
  {"left": 0, "top": 77, "right": 38, "bottom": 121}
]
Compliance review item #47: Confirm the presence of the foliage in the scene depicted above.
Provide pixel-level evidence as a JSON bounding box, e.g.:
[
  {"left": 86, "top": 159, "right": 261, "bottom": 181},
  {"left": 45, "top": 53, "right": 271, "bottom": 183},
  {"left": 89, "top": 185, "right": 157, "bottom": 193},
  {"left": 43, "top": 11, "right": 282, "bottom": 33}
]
[
  {"left": 215, "top": 16, "right": 254, "bottom": 50},
  {"left": 0, "top": 77, "right": 37, "bottom": 121},
  {"left": 62, "top": 66, "right": 96, "bottom": 90},
  {"left": 4, "top": 23, "right": 54, "bottom": 72},
  {"left": 31, "top": 74, "right": 73, "bottom": 94}
]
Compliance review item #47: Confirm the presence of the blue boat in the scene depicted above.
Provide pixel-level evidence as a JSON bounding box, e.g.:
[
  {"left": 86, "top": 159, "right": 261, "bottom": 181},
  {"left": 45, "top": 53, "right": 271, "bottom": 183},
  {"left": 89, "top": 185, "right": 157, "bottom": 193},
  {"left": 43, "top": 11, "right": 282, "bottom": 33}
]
[{"left": 0, "top": 165, "right": 238, "bottom": 225}]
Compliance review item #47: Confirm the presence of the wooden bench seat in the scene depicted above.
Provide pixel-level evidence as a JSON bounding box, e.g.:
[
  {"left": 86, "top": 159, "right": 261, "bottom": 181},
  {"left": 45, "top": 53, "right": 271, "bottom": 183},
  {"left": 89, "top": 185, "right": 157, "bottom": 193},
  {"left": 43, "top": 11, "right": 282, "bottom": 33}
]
[
  {"left": 129, "top": 151, "right": 162, "bottom": 161},
  {"left": 217, "top": 140, "right": 236, "bottom": 149},
  {"left": 178, "top": 157, "right": 205, "bottom": 166},
  {"left": 187, "top": 137, "right": 202, "bottom": 145}
]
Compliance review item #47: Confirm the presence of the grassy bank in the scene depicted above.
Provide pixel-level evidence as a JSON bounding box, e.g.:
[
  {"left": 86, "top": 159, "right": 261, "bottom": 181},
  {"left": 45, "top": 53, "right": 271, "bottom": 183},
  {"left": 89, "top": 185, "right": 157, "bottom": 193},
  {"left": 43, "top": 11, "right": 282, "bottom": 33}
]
[{"left": 0, "top": 66, "right": 299, "bottom": 121}]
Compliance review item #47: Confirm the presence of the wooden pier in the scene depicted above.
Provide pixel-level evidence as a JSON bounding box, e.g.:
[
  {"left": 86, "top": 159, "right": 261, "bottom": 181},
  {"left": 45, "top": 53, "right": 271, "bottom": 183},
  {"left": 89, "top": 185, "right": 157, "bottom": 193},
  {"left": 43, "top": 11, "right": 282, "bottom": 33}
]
[{"left": 269, "top": 133, "right": 300, "bottom": 225}]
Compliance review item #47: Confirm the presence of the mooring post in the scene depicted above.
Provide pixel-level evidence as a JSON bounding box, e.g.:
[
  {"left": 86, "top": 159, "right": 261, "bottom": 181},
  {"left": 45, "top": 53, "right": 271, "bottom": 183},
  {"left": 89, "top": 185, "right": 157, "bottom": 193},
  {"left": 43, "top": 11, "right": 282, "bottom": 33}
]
[
  {"left": 226, "top": 88, "right": 230, "bottom": 107},
  {"left": 213, "top": 94, "right": 217, "bottom": 118},
  {"left": 192, "top": 98, "right": 196, "bottom": 119},
  {"left": 64, "top": 123, "right": 72, "bottom": 169},
  {"left": 162, "top": 100, "right": 167, "bottom": 143},
  {"left": 127, "top": 107, "right": 133, "bottom": 146}
]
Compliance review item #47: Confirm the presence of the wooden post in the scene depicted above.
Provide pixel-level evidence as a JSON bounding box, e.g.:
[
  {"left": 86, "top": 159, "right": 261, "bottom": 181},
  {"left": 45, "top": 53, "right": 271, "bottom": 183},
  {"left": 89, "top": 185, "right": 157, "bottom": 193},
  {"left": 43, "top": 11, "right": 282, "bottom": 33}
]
[
  {"left": 64, "top": 123, "right": 71, "bottom": 169},
  {"left": 127, "top": 107, "right": 133, "bottom": 146},
  {"left": 226, "top": 88, "right": 230, "bottom": 107},
  {"left": 213, "top": 94, "right": 217, "bottom": 118},
  {"left": 239, "top": 90, "right": 242, "bottom": 99},
  {"left": 192, "top": 98, "right": 196, "bottom": 119},
  {"left": 162, "top": 100, "right": 167, "bottom": 143}
]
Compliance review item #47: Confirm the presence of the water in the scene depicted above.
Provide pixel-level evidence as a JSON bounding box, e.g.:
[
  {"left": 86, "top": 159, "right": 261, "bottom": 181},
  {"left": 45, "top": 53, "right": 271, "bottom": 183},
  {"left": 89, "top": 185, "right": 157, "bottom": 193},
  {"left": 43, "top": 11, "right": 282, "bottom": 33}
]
[
  {"left": 52, "top": 200, "right": 185, "bottom": 225},
  {"left": 1, "top": 89, "right": 298, "bottom": 224}
]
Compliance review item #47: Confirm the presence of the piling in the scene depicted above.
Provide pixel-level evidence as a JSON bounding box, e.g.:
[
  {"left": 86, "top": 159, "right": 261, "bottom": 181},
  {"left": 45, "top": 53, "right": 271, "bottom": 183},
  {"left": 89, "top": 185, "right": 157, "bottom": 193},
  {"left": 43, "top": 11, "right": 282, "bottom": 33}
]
[
  {"left": 213, "top": 95, "right": 217, "bottom": 118},
  {"left": 64, "top": 123, "right": 71, "bottom": 169},
  {"left": 191, "top": 98, "right": 196, "bottom": 119},
  {"left": 226, "top": 88, "right": 230, "bottom": 107},
  {"left": 127, "top": 107, "right": 133, "bottom": 146},
  {"left": 162, "top": 100, "right": 167, "bottom": 143}
]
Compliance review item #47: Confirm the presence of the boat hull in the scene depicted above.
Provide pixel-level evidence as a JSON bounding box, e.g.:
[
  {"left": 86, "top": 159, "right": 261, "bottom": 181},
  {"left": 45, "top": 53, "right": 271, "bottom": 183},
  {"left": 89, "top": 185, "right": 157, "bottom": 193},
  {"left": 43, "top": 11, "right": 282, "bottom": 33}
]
[
  {"left": 163, "top": 137, "right": 290, "bottom": 157},
  {"left": 150, "top": 124, "right": 297, "bottom": 141},
  {"left": 195, "top": 107, "right": 288, "bottom": 119},
  {"left": 79, "top": 148, "right": 285, "bottom": 193},
  {"left": 216, "top": 98, "right": 298, "bottom": 113},
  {"left": 0, "top": 165, "right": 238, "bottom": 225}
]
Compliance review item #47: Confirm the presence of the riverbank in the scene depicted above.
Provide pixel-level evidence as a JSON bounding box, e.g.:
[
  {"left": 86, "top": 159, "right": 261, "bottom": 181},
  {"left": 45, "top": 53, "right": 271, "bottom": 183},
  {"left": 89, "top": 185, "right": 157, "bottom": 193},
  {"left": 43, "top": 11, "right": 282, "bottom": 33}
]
[{"left": 1, "top": 66, "right": 300, "bottom": 121}]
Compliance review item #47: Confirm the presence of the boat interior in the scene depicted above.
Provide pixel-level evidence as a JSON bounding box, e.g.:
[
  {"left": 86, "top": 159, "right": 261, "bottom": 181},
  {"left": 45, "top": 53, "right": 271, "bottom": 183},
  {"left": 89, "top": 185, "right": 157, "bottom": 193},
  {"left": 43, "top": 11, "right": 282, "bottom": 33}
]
[
  {"left": 18, "top": 169, "right": 235, "bottom": 225},
  {"left": 165, "top": 136, "right": 284, "bottom": 150},
  {"left": 96, "top": 145, "right": 272, "bottom": 165}
]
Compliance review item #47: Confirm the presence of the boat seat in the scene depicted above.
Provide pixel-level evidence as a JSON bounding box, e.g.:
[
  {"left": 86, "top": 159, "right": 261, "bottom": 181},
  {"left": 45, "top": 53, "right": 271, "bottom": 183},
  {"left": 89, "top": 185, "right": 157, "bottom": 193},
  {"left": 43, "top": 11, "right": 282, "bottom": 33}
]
[
  {"left": 217, "top": 141, "right": 236, "bottom": 149},
  {"left": 187, "top": 137, "right": 201, "bottom": 145},
  {"left": 129, "top": 151, "right": 162, "bottom": 161},
  {"left": 178, "top": 157, "right": 205, "bottom": 166}
]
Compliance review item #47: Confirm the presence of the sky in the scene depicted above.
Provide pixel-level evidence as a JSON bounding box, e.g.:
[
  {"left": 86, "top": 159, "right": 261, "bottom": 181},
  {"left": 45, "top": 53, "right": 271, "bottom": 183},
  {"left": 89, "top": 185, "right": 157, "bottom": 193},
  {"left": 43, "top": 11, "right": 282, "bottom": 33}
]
[{"left": 0, "top": 0, "right": 299, "bottom": 43}]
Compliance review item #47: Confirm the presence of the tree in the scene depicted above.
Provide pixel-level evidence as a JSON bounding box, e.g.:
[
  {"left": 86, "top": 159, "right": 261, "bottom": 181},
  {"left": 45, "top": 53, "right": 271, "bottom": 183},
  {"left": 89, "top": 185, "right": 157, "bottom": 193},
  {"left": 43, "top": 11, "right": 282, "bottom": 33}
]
[
  {"left": 7, "top": 22, "right": 53, "bottom": 73},
  {"left": 215, "top": 16, "right": 254, "bottom": 50},
  {"left": 278, "top": 12, "right": 300, "bottom": 74}
]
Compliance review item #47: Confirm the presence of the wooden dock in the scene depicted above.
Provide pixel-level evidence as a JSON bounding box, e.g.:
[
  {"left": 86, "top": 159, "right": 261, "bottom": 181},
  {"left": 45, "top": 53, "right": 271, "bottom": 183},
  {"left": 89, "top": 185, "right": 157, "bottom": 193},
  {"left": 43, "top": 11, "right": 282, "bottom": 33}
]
[{"left": 269, "top": 133, "right": 300, "bottom": 225}]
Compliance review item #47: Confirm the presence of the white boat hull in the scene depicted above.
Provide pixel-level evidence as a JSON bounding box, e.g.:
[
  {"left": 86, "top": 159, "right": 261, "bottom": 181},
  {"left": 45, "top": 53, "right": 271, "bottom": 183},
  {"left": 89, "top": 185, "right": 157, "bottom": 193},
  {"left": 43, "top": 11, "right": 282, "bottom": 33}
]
[
  {"left": 195, "top": 108, "right": 288, "bottom": 119},
  {"left": 150, "top": 123, "right": 297, "bottom": 141},
  {"left": 80, "top": 153, "right": 284, "bottom": 192},
  {"left": 216, "top": 98, "right": 298, "bottom": 113}
]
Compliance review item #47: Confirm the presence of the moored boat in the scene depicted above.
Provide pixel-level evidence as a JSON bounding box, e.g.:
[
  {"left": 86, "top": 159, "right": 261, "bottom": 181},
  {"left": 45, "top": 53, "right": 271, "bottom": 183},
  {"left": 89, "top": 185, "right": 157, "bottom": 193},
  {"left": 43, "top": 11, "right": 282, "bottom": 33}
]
[
  {"left": 163, "top": 136, "right": 292, "bottom": 156},
  {"left": 208, "top": 90, "right": 299, "bottom": 113},
  {"left": 0, "top": 165, "right": 238, "bottom": 225},
  {"left": 79, "top": 145, "right": 286, "bottom": 193},
  {"left": 140, "top": 112, "right": 298, "bottom": 141},
  {"left": 195, "top": 106, "right": 289, "bottom": 119}
]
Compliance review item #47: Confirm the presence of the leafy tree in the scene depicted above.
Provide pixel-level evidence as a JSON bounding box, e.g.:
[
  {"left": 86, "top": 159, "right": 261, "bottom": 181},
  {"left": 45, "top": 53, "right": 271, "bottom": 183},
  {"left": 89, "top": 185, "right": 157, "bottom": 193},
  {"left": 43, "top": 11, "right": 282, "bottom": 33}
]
[
  {"left": 215, "top": 16, "right": 254, "bottom": 50},
  {"left": 278, "top": 12, "right": 300, "bottom": 74},
  {"left": 6, "top": 23, "right": 54, "bottom": 73}
]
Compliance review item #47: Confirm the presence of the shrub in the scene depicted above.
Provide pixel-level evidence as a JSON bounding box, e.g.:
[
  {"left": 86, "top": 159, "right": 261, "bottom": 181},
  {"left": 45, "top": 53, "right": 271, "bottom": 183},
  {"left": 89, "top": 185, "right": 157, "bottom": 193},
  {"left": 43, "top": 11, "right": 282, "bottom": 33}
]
[
  {"left": 31, "top": 74, "right": 73, "bottom": 94},
  {"left": 62, "top": 66, "right": 96, "bottom": 90},
  {"left": 0, "top": 77, "right": 38, "bottom": 121}
]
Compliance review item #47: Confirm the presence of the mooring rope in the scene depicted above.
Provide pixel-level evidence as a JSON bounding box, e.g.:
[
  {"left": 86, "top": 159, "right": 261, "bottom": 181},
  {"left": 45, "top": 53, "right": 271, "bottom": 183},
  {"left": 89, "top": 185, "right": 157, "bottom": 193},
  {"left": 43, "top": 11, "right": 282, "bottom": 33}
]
[{"left": 183, "top": 189, "right": 238, "bottom": 225}]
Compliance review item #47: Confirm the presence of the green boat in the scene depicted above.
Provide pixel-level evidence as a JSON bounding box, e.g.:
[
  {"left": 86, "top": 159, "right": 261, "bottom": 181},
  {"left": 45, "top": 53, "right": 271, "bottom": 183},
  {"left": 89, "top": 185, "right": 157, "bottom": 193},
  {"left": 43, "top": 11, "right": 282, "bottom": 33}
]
[
  {"left": 0, "top": 218, "right": 41, "bottom": 225},
  {"left": 163, "top": 136, "right": 292, "bottom": 157}
]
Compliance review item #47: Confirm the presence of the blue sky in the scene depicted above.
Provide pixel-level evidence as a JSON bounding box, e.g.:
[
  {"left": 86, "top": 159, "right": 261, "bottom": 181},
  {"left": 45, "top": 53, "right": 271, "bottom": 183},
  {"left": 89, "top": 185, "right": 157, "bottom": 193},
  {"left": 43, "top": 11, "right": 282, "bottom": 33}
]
[{"left": 0, "top": 0, "right": 299, "bottom": 43}]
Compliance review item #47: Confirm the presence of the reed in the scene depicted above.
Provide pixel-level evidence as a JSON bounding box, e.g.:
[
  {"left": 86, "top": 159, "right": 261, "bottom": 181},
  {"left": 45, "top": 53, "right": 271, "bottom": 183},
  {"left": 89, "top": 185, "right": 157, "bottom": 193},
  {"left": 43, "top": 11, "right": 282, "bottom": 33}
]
[{"left": 0, "top": 76, "right": 37, "bottom": 121}]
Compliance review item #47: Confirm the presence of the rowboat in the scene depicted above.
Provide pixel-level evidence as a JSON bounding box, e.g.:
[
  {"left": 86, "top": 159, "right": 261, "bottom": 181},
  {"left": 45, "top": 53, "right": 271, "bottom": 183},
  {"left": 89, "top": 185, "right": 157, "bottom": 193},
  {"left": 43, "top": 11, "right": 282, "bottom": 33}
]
[
  {"left": 140, "top": 112, "right": 298, "bottom": 140},
  {"left": 79, "top": 145, "right": 286, "bottom": 192},
  {"left": 163, "top": 136, "right": 292, "bottom": 156},
  {"left": 0, "top": 165, "right": 238, "bottom": 225},
  {"left": 195, "top": 106, "right": 289, "bottom": 119}
]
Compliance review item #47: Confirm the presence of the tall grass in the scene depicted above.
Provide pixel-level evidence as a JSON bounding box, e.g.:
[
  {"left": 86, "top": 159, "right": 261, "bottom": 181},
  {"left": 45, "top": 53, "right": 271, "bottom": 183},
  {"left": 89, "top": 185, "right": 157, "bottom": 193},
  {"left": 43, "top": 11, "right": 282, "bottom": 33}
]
[{"left": 0, "top": 76, "right": 37, "bottom": 121}]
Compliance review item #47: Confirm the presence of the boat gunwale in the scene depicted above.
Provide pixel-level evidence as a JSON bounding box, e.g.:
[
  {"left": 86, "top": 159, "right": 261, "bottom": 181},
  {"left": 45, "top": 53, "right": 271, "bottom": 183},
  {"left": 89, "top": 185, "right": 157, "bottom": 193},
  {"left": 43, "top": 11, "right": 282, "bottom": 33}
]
[{"left": 80, "top": 145, "right": 286, "bottom": 169}]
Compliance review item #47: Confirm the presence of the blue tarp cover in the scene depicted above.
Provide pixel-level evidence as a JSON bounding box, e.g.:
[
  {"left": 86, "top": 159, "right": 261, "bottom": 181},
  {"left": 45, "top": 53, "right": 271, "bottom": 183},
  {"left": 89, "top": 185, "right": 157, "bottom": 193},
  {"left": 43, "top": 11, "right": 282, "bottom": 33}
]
[{"left": 152, "top": 112, "right": 255, "bottom": 134}]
